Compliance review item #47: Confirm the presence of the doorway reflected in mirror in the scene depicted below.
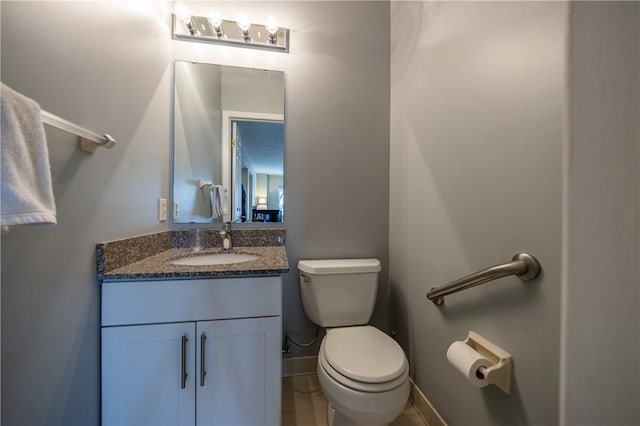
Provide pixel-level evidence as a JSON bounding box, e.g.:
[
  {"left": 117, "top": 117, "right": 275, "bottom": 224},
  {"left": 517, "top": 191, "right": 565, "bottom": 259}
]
[{"left": 232, "top": 120, "right": 284, "bottom": 223}]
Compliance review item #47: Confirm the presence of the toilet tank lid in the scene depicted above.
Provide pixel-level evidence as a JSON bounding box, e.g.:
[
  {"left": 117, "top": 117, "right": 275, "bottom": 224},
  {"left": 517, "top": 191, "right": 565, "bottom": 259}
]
[{"left": 298, "top": 258, "right": 381, "bottom": 274}]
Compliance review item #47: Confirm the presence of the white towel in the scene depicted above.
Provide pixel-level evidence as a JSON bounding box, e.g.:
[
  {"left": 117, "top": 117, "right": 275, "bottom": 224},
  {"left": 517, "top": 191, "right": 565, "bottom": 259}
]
[
  {"left": 1, "top": 83, "right": 57, "bottom": 226},
  {"left": 199, "top": 182, "right": 214, "bottom": 218},
  {"left": 212, "top": 185, "right": 225, "bottom": 218}
]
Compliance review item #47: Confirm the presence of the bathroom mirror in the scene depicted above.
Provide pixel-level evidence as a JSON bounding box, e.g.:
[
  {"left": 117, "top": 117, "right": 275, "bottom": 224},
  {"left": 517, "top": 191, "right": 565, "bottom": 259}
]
[{"left": 173, "top": 61, "right": 285, "bottom": 224}]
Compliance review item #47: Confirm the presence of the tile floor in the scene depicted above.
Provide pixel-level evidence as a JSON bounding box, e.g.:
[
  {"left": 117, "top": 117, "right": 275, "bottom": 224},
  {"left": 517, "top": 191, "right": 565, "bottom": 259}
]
[{"left": 282, "top": 374, "right": 428, "bottom": 426}]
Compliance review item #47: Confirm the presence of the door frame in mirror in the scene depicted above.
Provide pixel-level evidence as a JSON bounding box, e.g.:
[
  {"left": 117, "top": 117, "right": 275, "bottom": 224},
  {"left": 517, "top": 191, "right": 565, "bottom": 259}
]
[{"left": 221, "top": 110, "right": 285, "bottom": 223}]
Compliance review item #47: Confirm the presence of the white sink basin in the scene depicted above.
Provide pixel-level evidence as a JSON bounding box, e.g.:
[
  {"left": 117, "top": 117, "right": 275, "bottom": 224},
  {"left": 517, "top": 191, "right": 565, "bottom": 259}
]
[{"left": 171, "top": 253, "right": 259, "bottom": 266}]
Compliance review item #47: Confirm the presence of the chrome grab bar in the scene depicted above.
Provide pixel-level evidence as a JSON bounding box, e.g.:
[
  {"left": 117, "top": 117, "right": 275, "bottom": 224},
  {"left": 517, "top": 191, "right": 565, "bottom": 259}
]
[{"left": 426, "top": 252, "right": 541, "bottom": 306}]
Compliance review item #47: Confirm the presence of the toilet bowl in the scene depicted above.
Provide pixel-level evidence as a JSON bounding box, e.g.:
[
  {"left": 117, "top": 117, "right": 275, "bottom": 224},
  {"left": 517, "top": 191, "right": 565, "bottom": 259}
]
[
  {"left": 298, "top": 259, "right": 410, "bottom": 426},
  {"left": 317, "top": 326, "right": 410, "bottom": 426}
]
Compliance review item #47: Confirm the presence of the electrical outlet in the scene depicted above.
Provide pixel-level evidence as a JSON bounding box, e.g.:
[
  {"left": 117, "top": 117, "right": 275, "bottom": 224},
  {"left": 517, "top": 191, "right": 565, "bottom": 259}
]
[
  {"left": 158, "top": 198, "right": 167, "bottom": 222},
  {"left": 173, "top": 201, "right": 179, "bottom": 220}
]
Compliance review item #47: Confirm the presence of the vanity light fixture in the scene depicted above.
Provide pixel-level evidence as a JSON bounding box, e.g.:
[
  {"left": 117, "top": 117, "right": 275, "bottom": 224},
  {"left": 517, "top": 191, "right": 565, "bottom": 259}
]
[{"left": 171, "top": 9, "right": 289, "bottom": 53}]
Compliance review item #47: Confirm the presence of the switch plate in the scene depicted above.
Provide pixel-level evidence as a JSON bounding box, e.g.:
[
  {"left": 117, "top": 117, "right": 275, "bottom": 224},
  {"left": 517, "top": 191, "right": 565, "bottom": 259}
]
[{"left": 158, "top": 198, "right": 167, "bottom": 222}]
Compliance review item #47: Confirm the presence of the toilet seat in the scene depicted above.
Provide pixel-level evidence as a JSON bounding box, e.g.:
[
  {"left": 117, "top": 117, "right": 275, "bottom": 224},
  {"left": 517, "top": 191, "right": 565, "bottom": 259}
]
[{"left": 320, "top": 326, "right": 408, "bottom": 393}]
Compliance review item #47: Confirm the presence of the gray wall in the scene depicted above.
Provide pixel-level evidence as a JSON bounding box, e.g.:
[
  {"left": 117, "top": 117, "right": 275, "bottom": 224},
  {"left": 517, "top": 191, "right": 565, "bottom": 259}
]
[
  {"left": 1, "top": 2, "right": 389, "bottom": 425},
  {"left": 390, "top": 2, "right": 566, "bottom": 425},
  {"left": 391, "top": 2, "right": 640, "bottom": 425},
  {"left": 561, "top": 2, "right": 640, "bottom": 425},
  {"left": 2, "top": 3, "right": 171, "bottom": 425}
]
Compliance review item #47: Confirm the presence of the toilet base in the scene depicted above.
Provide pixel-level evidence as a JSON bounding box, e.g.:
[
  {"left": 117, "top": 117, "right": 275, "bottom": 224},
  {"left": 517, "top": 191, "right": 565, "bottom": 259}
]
[
  {"left": 327, "top": 402, "right": 390, "bottom": 426},
  {"left": 318, "top": 359, "right": 409, "bottom": 426}
]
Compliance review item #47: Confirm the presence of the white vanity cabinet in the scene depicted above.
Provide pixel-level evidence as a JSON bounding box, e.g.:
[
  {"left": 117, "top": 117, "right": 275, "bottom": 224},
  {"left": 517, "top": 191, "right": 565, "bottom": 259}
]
[
  {"left": 101, "top": 276, "right": 282, "bottom": 426},
  {"left": 102, "top": 322, "right": 197, "bottom": 425}
]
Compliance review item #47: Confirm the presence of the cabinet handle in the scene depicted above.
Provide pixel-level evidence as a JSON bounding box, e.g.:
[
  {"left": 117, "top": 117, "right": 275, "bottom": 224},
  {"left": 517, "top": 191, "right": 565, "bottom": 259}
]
[
  {"left": 200, "top": 333, "right": 207, "bottom": 387},
  {"left": 181, "top": 335, "right": 188, "bottom": 389}
]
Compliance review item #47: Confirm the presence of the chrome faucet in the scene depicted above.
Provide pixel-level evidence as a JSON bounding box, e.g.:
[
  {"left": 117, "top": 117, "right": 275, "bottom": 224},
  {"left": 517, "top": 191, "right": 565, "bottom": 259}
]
[{"left": 220, "top": 222, "right": 232, "bottom": 250}]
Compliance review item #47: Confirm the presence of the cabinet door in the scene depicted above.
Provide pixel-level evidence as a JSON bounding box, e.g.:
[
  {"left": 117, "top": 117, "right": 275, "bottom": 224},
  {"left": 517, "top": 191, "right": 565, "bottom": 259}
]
[
  {"left": 196, "top": 317, "right": 281, "bottom": 426},
  {"left": 102, "top": 323, "right": 196, "bottom": 426}
]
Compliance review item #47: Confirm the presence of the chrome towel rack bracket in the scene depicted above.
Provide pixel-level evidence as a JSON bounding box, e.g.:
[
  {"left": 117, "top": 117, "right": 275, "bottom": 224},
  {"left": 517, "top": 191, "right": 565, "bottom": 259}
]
[{"left": 426, "top": 252, "right": 541, "bottom": 306}]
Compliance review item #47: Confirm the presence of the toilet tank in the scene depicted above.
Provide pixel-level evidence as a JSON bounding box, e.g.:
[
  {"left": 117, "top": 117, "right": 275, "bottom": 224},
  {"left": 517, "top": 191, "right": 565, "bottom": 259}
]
[{"left": 298, "top": 259, "right": 381, "bottom": 328}]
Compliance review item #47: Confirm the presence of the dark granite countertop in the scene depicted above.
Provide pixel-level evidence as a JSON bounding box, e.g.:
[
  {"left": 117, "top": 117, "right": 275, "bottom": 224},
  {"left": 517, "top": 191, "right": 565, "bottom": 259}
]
[
  {"left": 97, "top": 229, "right": 289, "bottom": 281},
  {"left": 101, "top": 246, "right": 289, "bottom": 281}
]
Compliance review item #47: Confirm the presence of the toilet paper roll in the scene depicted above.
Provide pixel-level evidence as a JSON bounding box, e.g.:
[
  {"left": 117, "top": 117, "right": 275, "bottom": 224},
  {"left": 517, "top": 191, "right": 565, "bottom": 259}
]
[{"left": 446, "top": 341, "right": 491, "bottom": 388}]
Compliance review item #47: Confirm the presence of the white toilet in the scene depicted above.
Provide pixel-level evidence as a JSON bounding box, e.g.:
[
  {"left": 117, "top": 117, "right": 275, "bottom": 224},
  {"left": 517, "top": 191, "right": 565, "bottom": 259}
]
[{"left": 298, "top": 259, "right": 410, "bottom": 426}]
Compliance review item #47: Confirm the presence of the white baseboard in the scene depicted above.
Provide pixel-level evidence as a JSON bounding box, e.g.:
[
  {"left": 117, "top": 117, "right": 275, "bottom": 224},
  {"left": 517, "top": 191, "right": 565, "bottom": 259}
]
[
  {"left": 282, "top": 355, "right": 318, "bottom": 377},
  {"left": 409, "top": 379, "right": 447, "bottom": 426}
]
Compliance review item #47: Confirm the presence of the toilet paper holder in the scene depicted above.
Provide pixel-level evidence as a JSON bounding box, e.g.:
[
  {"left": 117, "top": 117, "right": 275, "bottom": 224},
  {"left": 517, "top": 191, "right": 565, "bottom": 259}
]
[{"left": 463, "top": 331, "right": 512, "bottom": 394}]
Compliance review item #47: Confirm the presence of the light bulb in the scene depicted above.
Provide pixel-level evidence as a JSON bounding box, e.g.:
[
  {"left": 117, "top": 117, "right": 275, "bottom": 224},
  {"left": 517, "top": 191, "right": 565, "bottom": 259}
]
[
  {"left": 173, "top": 2, "right": 189, "bottom": 19},
  {"left": 266, "top": 17, "right": 278, "bottom": 44},
  {"left": 209, "top": 16, "right": 222, "bottom": 28},
  {"left": 173, "top": 1, "right": 196, "bottom": 34},
  {"left": 236, "top": 14, "right": 251, "bottom": 41},
  {"left": 207, "top": 9, "right": 223, "bottom": 37},
  {"left": 266, "top": 17, "right": 278, "bottom": 36},
  {"left": 206, "top": 8, "right": 221, "bottom": 26},
  {"left": 236, "top": 14, "right": 251, "bottom": 32}
]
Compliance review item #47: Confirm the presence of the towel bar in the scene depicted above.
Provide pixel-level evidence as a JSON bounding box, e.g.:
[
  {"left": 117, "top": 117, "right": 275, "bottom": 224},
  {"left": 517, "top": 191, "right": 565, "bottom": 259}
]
[
  {"left": 426, "top": 252, "right": 541, "bottom": 306},
  {"left": 41, "top": 110, "right": 117, "bottom": 153}
]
